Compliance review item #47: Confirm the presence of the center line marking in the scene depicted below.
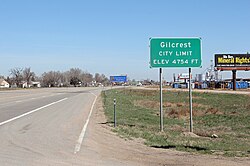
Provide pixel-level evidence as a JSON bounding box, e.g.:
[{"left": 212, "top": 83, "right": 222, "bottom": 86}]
[
  {"left": 74, "top": 92, "right": 97, "bottom": 154},
  {"left": 0, "top": 98, "right": 68, "bottom": 127}
]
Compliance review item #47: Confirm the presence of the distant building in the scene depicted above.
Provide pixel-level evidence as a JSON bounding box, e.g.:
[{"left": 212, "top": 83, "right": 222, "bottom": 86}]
[
  {"left": 20, "top": 81, "right": 41, "bottom": 88},
  {"left": 31, "top": 81, "right": 41, "bottom": 88},
  {"left": 0, "top": 79, "right": 10, "bottom": 88},
  {"left": 20, "top": 81, "right": 28, "bottom": 88}
]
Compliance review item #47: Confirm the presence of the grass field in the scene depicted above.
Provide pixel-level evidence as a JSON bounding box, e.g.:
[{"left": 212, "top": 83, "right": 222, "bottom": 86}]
[{"left": 102, "top": 88, "right": 250, "bottom": 157}]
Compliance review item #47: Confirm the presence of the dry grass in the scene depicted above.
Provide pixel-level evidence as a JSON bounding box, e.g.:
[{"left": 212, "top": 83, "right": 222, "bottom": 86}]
[
  {"left": 103, "top": 89, "right": 250, "bottom": 157},
  {"left": 134, "top": 99, "right": 222, "bottom": 119}
]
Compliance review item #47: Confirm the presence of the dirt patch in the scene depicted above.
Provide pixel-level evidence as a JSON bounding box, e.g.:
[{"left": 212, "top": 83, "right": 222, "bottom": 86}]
[
  {"left": 176, "top": 102, "right": 184, "bottom": 107},
  {"left": 230, "top": 111, "right": 238, "bottom": 115},
  {"left": 167, "top": 107, "right": 223, "bottom": 119},
  {"left": 134, "top": 100, "right": 174, "bottom": 109},
  {"left": 188, "top": 96, "right": 204, "bottom": 100},
  {"left": 193, "top": 126, "right": 233, "bottom": 138},
  {"left": 134, "top": 100, "right": 159, "bottom": 109},
  {"left": 134, "top": 100, "right": 191, "bottom": 110},
  {"left": 193, "top": 103, "right": 206, "bottom": 108},
  {"left": 246, "top": 104, "right": 250, "bottom": 109},
  {"left": 183, "top": 132, "right": 200, "bottom": 138},
  {"left": 205, "top": 107, "right": 223, "bottom": 115},
  {"left": 126, "top": 89, "right": 157, "bottom": 97},
  {"left": 134, "top": 100, "right": 206, "bottom": 110},
  {"left": 195, "top": 130, "right": 213, "bottom": 138},
  {"left": 170, "top": 125, "right": 186, "bottom": 132},
  {"left": 168, "top": 108, "right": 189, "bottom": 119}
]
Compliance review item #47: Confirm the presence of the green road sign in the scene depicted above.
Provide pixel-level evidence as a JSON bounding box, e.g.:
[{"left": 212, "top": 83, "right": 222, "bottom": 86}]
[{"left": 150, "top": 38, "right": 202, "bottom": 68}]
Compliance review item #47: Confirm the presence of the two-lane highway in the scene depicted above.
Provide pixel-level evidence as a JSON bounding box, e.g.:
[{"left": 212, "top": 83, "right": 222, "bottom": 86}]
[{"left": 0, "top": 87, "right": 102, "bottom": 165}]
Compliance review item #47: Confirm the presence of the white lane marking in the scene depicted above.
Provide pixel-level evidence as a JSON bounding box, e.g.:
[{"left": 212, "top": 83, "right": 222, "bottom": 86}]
[
  {"left": 74, "top": 92, "right": 97, "bottom": 154},
  {"left": 0, "top": 92, "right": 49, "bottom": 100},
  {"left": 0, "top": 98, "right": 68, "bottom": 127},
  {"left": 0, "top": 93, "right": 67, "bottom": 107}
]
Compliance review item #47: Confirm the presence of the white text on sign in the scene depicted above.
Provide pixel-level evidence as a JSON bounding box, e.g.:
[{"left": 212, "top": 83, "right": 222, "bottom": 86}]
[{"left": 153, "top": 59, "right": 199, "bottom": 65}]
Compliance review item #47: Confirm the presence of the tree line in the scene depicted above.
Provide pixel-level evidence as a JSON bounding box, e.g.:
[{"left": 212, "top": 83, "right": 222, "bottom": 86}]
[{"left": 1, "top": 67, "right": 109, "bottom": 88}]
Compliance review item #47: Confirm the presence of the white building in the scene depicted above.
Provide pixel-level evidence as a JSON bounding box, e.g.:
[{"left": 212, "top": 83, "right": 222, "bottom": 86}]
[
  {"left": 0, "top": 79, "right": 10, "bottom": 88},
  {"left": 20, "top": 81, "right": 28, "bottom": 88},
  {"left": 20, "top": 81, "right": 41, "bottom": 88},
  {"left": 31, "top": 81, "right": 41, "bottom": 88}
]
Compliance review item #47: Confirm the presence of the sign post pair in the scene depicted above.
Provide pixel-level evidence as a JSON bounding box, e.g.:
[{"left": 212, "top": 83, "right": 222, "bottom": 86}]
[{"left": 149, "top": 38, "right": 202, "bottom": 132}]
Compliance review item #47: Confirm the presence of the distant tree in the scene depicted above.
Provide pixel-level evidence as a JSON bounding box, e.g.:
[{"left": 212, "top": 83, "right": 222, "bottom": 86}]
[
  {"left": 10, "top": 67, "right": 23, "bottom": 87},
  {"left": 68, "top": 68, "right": 82, "bottom": 87},
  {"left": 23, "top": 67, "right": 35, "bottom": 85},
  {"left": 42, "top": 69, "right": 94, "bottom": 87},
  {"left": 6, "top": 76, "right": 12, "bottom": 85},
  {"left": 128, "top": 79, "right": 137, "bottom": 86},
  {"left": 94, "top": 73, "right": 101, "bottom": 83},
  {"left": 31, "top": 75, "right": 36, "bottom": 82},
  {"left": 33, "top": 75, "right": 42, "bottom": 84},
  {"left": 69, "top": 68, "right": 82, "bottom": 78},
  {"left": 100, "top": 74, "right": 109, "bottom": 85},
  {"left": 81, "top": 72, "right": 93, "bottom": 86},
  {"left": 0, "top": 75, "right": 4, "bottom": 79},
  {"left": 41, "top": 71, "right": 61, "bottom": 87},
  {"left": 70, "top": 77, "right": 81, "bottom": 87},
  {"left": 60, "top": 72, "right": 70, "bottom": 87},
  {"left": 95, "top": 73, "right": 109, "bottom": 85}
]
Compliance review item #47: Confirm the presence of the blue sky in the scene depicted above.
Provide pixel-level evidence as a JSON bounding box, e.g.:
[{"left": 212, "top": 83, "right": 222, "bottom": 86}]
[{"left": 1, "top": 0, "right": 250, "bottom": 81}]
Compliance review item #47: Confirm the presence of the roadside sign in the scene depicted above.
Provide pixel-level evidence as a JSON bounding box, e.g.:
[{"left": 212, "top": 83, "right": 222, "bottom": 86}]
[
  {"left": 214, "top": 53, "right": 250, "bottom": 91},
  {"left": 178, "top": 73, "right": 192, "bottom": 79},
  {"left": 110, "top": 76, "right": 127, "bottom": 83},
  {"left": 215, "top": 54, "right": 250, "bottom": 69},
  {"left": 149, "top": 37, "right": 201, "bottom": 132},
  {"left": 150, "top": 38, "right": 202, "bottom": 68}
]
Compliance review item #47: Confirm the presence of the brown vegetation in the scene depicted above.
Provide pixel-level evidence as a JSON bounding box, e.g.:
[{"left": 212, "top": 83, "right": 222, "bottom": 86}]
[{"left": 134, "top": 100, "right": 223, "bottom": 119}]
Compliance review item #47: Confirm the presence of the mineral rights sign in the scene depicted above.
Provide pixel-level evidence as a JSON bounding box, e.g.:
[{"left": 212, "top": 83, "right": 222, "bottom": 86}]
[
  {"left": 215, "top": 54, "right": 250, "bottom": 68},
  {"left": 150, "top": 38, "right": 202, "bottom": 68}
]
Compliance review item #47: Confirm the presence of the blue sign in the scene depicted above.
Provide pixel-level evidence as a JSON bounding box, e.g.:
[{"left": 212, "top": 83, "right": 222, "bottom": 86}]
[{"left": 110, "top": 76, "right": 127, "bottom": 83}]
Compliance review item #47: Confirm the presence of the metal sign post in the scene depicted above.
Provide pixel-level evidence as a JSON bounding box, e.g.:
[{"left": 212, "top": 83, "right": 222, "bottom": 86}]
[
  {"left": 232, "top": 70, "right": 237, "bottom": 91},
  {"left": 189, "top": 68, "right": 193, "bottom": 132},
  {"left": 114, "top": 99, "right": 116, "bottom": 127},
  {"left": 159, "top": 68, "right": 163, "bottom": 132}
]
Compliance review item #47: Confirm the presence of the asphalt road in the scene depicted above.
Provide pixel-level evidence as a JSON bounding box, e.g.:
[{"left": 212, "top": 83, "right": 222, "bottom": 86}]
[{"left": 0, "top": 87, "right": 103, "bottom": 165}]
